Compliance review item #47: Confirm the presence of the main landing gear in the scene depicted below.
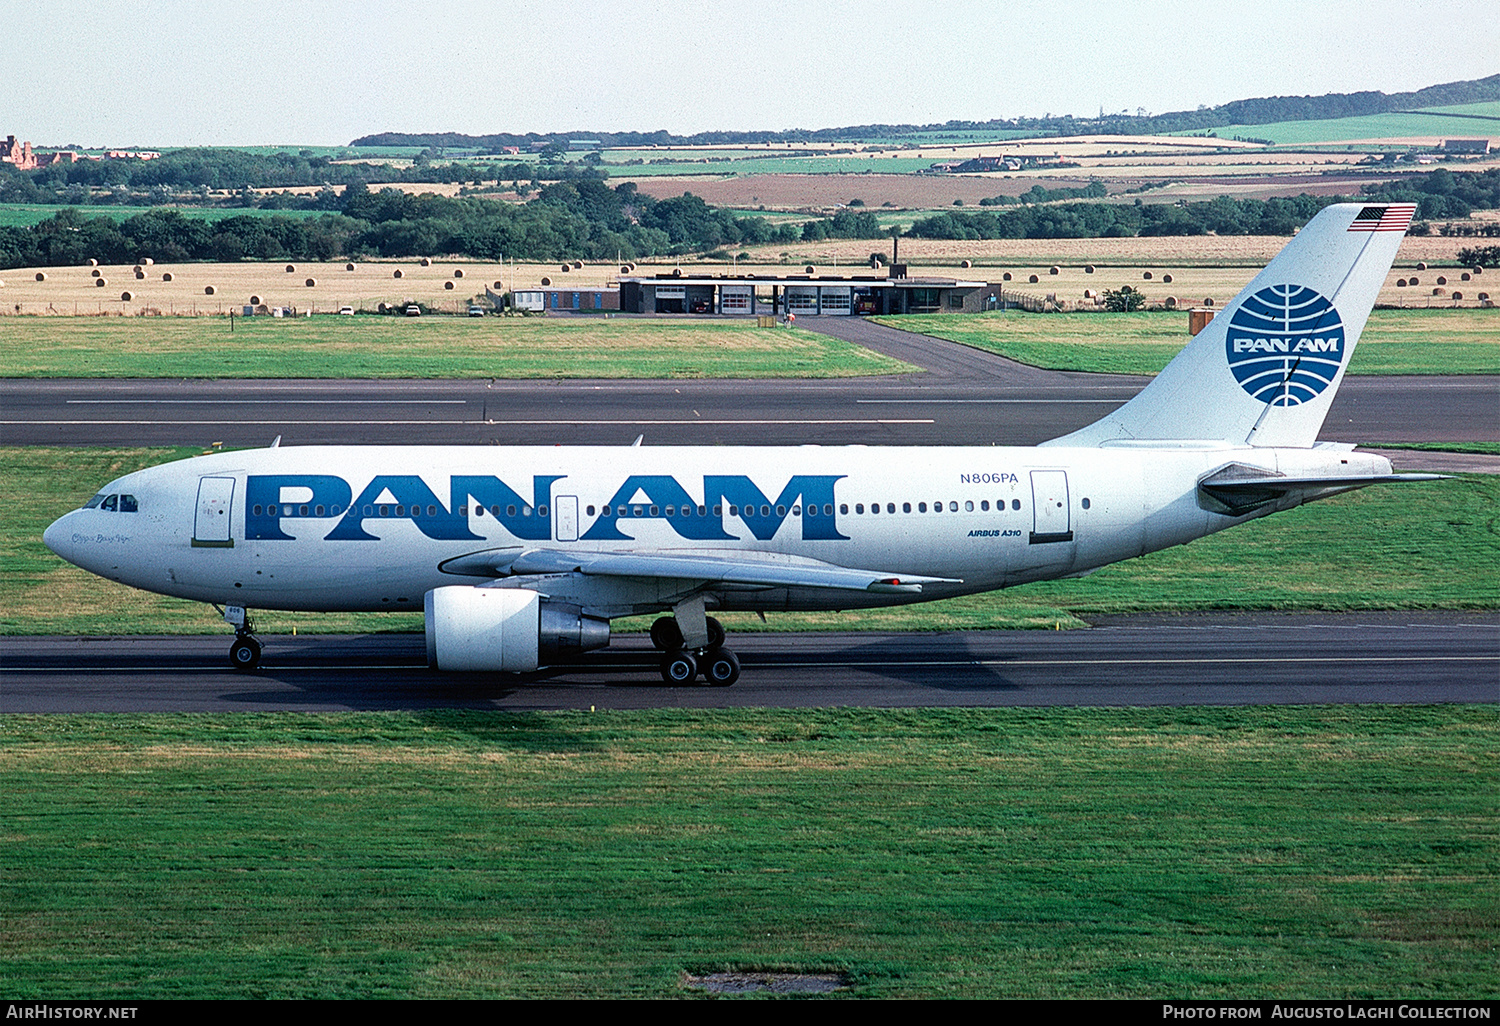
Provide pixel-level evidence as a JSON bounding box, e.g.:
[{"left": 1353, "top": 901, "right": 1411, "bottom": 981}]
[
  {"left": 650, "top": 614, "right": 740, "bottom": 686},
  {"left": 220, "top": 605, "right": 262, "bottom": 672}
]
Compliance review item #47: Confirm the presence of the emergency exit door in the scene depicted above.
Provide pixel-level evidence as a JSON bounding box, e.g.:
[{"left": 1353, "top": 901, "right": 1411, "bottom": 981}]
[
  {"left": 193, "top": 476, "right": 236, "bottom": 548},
  {"left": 1029, "top": 470, "right": 1073, "bottom": 544}
]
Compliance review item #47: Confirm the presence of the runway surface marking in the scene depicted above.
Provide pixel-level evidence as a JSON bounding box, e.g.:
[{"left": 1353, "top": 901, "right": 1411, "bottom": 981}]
[
  {"left": 66, "top": 399, "right": 471, "bottom": 405},
  {"left": 7, "top": 655, "right": 1492, "bottom": 673},
  {"left": 3, "top": 418, "right": 937, "bottom": 427}
]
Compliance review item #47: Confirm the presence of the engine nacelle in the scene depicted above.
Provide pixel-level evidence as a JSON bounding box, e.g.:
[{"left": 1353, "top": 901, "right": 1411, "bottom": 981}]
[{"left": 424, "top": 586, "right": 610, "bottom": 672}]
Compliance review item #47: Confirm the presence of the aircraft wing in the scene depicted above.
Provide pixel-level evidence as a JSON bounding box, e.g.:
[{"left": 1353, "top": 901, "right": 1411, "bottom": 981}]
[{"left": 492, "top": 548, "right": 959, "bottom": 594}]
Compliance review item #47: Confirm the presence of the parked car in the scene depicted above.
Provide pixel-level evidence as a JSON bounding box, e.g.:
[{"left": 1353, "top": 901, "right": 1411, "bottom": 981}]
[
  {"left": 405, "top": 305, "right": 421, "bottom": 317},
  {"left": 338, "top": 306, "right": 355, "bottom": 316},
  {"left": 467, "top": 305, "right": 485, "bottom": 317}
]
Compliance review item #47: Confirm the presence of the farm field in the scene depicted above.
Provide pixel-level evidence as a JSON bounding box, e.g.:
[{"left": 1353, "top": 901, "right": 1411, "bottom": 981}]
[
  {"left": 1, "top": 223, "right": 1491, "bottom": 319},
  {"left": 5, "top": 447, "right": 1494, "bottom": 637},
  {"left": 0, "top": 316, "right": 910, "bottom": 379},
  {"left": 2, "top": 705, "right": 1493, "bottom": 999},
  {"left": 879, "top": 308, "right": 1500, "bottom": 377}
]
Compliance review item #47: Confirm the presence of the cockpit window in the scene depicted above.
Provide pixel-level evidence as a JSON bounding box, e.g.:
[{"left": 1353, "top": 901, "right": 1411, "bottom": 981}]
[{"left": 81, "top": 492, "right": 137, "bottom": 512}]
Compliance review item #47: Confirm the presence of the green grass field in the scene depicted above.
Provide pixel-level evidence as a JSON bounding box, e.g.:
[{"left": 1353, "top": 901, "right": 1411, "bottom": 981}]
[
  {"left": 876, "top": 308, "right": 1500, "bottom": 376},
  {"left": 2, "top": 705, "right": 1493, "bottom": 998},
  {"left": 0, "top": 203, "right": 330, "bottom": 228},
  {"left": 5, "top": 447, "right": 1494, "bottom": 637},
  {"left": 0, "top": 316, "right": 914, "bottom": 379}
]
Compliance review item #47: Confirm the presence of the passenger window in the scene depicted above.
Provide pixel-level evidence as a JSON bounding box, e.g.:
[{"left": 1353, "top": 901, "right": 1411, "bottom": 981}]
[
  {"left": 965, "top": 500, "right": 973, "bottom": 512},
  {"left": 300, "top": 504, "right": 309, "bottom": 516},
  {"left": 902, "top": 502, "right": 911, "bottom": 513},
  {"left": 949, "top": 501, "right": 958, "bottom": 512},
  {"left": 316, "top": 505, "right": 326, "bottom": 516},
  {"left": 824, "top": 504, "right": 833, "bottom": 516},
  {"left": 855, "top": 504, "right": 864, "bottom": 514},
  {"left": 1012, "top": 499, "right": 1021, "bottom": 510},
  {"left": 919, "top": 502, "right": 927, "bottom": 512},
  {"left": 538, "top": 505, "right": 548, "bottom": 516},
  {"left": 839, "top": 504, "right": 848, "bottom": 515},
  {"left": 587, "top": 505, "right": 596, "bottom": 516},
  {"left": 981, "top": 500, "right": 989, "bottom": 511},
  {"left": 776, "top": 505, "right": 786, "bottom": 517},
  {"left": 886, "top": 503, "right": 895, "bottom": 514}
]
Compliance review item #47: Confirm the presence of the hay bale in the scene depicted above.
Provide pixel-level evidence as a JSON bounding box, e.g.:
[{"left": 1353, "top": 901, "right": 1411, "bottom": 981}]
[
  {"left": 1416, "top": 261, "right": 1427, "bottom": 271},
  {"left": 285, "top": 264, "right": 296, "bottom": 273},
  {"left": 305, "top": 278, "right": 317, "bottom": 287},
  {"left": 420, "top": 257, "right": 432, "bottom": 267},
  {"left": 141, "top": 258, "right": 153, "bottom": 266},
  {"left": 1397, "top": 279, "right": 1407, "bottom": 287},
  {"left": 133, "top": 265, "right": 143, "bottom": 273},
  {"left": 1049, "top": 266, "right": 1060, "bottom": 275},
  {"left": 91, "top": 269, "right": 101, "bottom": 278},
  {"left": 1452, "top": 291, "right": 1463, "bottom": 301},
  {"left": 1436, "top": 276, "right": 1447, "bottom": 285},
  {"left": 134, "top": 270, "right": 146, "bottom": 279},
  {"left": 1479, "top": 292, "right": 1490, "bottom": 302},
  {"left": 1203, "top": 297, "right": 1214, "bottom": 307},
  {"left": 1432, "top": 287, "right": 1445, "bottom": 296},
  {"left": 961, "top": 259, "right": 972, "bottom": 269},
  {"left": 95, "top": 277, "right": 107, "bottom": 287},
  {"left": 571, "top": 261, "right": 582, "bottom": 270},
  {"left": 1164, "top": 296, "right": 1177, "bottom": 309},
  {"left": 1028, "top": 274, "right": 1039, "bottom": 283},
  {"left": 1082, "top": 289, "right": 1094, "bottom": 299},
  {"left": 1461, "top": 272, "right": 1471, "bottom": 281},
  {"left": 204, "top": 285, "right": 216, "bottom": 295},
  {"left": 1409, "top": 276, "right": 1419, "bottom": 286},
  {"left": 120, "top": 291, "right": 133, "bottom": 301},
  {"left": 1084, "top": 264, "right": 1095, "bottom": 273},
  {"left": 1162, "top": 273, "right": 1173, "bottom": 283},
  {"left": 1002, "top": 272, "right": 1012, "bottom": 281},
  {"left": 250, "top": 295, "right": 261, "bottom": 305},
  {"left": 453, "top": 268, "right": 464, "bottom": 278},
  {"left": 672, "top": 268, "right": 682, "bottom": 277},
  {"left": 541, "top": 277, "right": 551, "bottom": 286},
  {"left": 1473, "top": 266, "right": 1484, "bottom": 275},
  {"left": 35, "top": 272, "right": 46, "bottom": 282},
  {"left": 621, "top": 265, "right": 631, "bottom": 273},
  {"left": 493, "top": 280, "right": 503, "bottom": 289},
  {"left": 345, "top": 262, "right": 356, "bottom": 271},
  {"left": 805, "top": 265, "right": 815, "bottom": 273},
  {"left": 1142, "top": 271, "right": 1153, "bottom": 280},
  {"left": 161, "top": 272, "right": 173, "bottom": 282},
  {"left": 444, "top": 280, "right": 455, "bottom": 290},
  {"left": 88, "top": 258, "right": 99, "bottom": 266},
  {"left": 393, "top": 269, "right": 404, "bottom": 278}
]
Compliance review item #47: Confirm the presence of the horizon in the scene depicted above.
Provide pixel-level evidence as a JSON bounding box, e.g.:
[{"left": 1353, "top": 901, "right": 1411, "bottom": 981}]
[{"left": 4, "top": 0, "right": 1496, "bottom": 150}]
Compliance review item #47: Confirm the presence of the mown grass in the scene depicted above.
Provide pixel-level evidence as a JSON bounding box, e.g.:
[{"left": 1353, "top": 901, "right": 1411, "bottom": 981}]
[
  {"left": 0, "top": 316, "right": 915, "bottom": 379},
  {"left": 877, "top": 308, "right": 1500, "bottom": 376},
  {"left": 5, "top": 447, "right": 1495, "bottom": 637},
  {"left": 0, "top": 202, "right": 329, "bottom": 228},
  {"left": 1, "top": 706, "right": 1494, "bottom": 998}
]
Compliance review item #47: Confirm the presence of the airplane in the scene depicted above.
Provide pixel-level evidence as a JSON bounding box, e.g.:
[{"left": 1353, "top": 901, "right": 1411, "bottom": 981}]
[{"left": 44, "top": 202, "right": 1443, "bottom": 685}]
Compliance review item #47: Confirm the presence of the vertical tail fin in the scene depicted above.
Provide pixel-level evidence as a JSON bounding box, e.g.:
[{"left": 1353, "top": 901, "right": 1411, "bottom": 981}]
[{"left": 1043, "top": 202, "right": 1415, "bottom": 449}]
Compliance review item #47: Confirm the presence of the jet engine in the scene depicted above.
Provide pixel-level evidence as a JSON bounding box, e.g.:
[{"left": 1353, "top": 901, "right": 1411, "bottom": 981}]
[{"left": 424, "top": 586, "right": 610, "bottom": 672}]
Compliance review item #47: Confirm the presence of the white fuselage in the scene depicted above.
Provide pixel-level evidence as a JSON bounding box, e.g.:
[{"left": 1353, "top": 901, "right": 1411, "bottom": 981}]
[{"left": 42, "top": 442, "right": 1381, "bottom": 619}]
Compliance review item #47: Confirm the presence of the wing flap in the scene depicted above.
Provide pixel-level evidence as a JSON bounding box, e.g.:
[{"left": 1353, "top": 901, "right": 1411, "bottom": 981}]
[{"left": 508, "top": 548, "right": 958, "bottom": 594}]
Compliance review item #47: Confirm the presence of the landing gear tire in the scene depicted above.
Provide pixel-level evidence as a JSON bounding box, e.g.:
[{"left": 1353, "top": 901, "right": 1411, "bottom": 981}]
[
  {"left": 704, "top": 616, "right": 726, "bottom": 649},
  {"left": 703, "top": 647, "right": 740, "bottom": 687},
  {"left": 661, "top": 649, "right": 698, "bottom": 685},
  {"left": 650, "top": 616, "right": 684, "bottom": 651},
  {"left": 229, "top": 636, "right": 262, "bottom": 672}
]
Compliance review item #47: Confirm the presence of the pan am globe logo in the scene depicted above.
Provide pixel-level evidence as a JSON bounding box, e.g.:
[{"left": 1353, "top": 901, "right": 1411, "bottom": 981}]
[{"left": 1225, "top": 285, "right": 1347, "bottom": 406}]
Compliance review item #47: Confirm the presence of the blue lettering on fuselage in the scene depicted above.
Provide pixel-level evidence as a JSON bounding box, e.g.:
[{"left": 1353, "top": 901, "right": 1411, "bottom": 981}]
[
  {"left": 580, "top": 474, "right": 847, "bottom": 541},
  {"left": 245, "top": 473, "right": 847, "bottom": 543}
]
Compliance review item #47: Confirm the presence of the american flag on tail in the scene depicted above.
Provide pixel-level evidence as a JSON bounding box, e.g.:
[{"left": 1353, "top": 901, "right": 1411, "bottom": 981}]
[{"left": 1347, "top": 204, "right": 1418, "bottom": 232}]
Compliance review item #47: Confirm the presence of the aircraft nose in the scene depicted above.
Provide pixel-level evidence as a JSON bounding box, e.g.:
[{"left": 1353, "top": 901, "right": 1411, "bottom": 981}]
[{"left": 43, "top": 511, "right": 80, "bottom": 566}]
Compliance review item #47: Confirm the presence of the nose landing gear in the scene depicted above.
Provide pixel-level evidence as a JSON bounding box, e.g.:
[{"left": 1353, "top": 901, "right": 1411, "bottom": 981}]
[
  {"left": 650, "top": 614, "right": 740, "bottom": 686},
  {"left": 219, "top": 604, "right": 262, "bottom": 672}
]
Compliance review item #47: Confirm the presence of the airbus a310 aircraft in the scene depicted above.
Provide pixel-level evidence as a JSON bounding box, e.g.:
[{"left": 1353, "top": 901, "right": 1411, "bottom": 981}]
[{"left": 46, "top": 202, "right": 1440, "bottom": 685}]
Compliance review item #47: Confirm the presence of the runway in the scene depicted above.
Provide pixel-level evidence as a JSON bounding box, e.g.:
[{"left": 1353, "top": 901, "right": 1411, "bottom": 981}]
[
  {"left": 3, "top": 613, "right": 1495, "bottom": 712},
  {"left": 1, "top": 319, "right": 1495, "bottom": 448}
]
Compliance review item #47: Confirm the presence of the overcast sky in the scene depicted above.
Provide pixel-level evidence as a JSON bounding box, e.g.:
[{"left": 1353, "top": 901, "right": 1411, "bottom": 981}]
[{"left": 4, "top": 0, "right": 1496, "bottom": 148}]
